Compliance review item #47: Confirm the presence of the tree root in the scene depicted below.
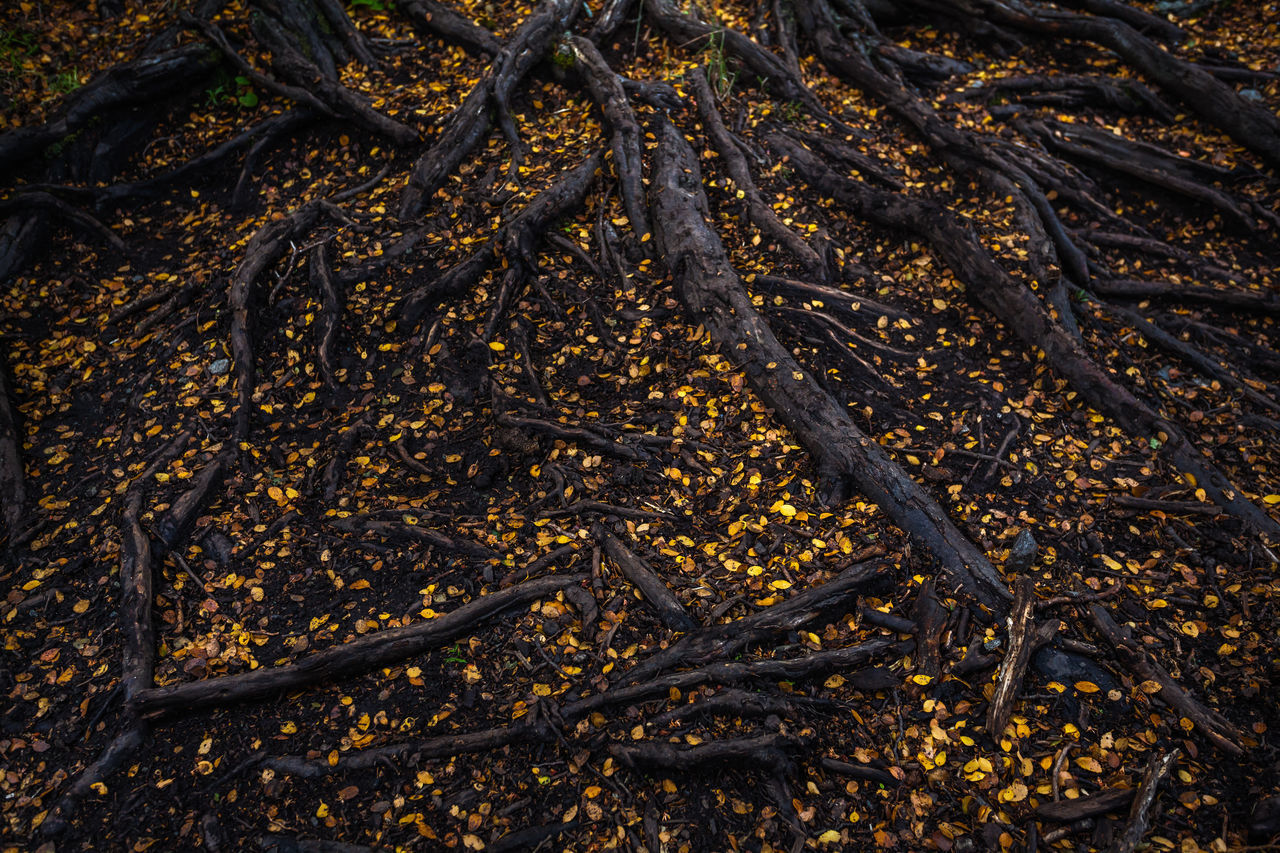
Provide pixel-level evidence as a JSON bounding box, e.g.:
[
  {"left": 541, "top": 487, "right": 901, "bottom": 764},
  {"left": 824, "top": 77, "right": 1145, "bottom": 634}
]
[
  {"left": 248, "top": 7, "right": 418, "bottom": 145},
  {"left": 691, "top": 67, "right": 827, "bottom": 280},
  {"left": 261, "top": 718, "right": 548, "bottom": 778},
  {"left": 1091, "top": 278, "right": 1280, "bottom": 316},
  {"left": 564, "top": 638, "right": 904, "bottom": 719},
  {"left": 653, "top": 117, "right": 1010, "bottom": 614},
  {"left": 771, "top": 133, "right": 1280, "bottom": 539},
  {"left": 399, "top": 0, "right": 580, "bottom": 219},
  {"left": 0, "top": 44, "right": 220, "bottom": 176},
  {"left": 325, "top": 515, "right": 498, "bottom": 560},
  {"left": 568, "top": 37, "right": 649, "bottom": 239},
  {"left": 620, "top": 551, "right": 889, "bottom": 686},
  {"left": 496, "top": 411, "right": 652, "bottom": 462},
  {"left": 230, "top": 199, "right": 342, "bottom": 439},
  {"left": 0, "top": 357, "right": 25, "bottom": 540},
  {"left": 1096, "top": 301, "right": 1280, "bottom": 415},
  {"left": 309, "top": 244, "right": 343, "bottom": 390},
  {"left": 399, "top": 0, "right": 501, "bottom": 56},
  {"left": 132, "top": 572, "right": 586, "bottom": 717},
  {"left": 954, "top": 73, "right": 1175, "bottom": 120},
  {"left": 966, "top": 0, "right": 1280, "bottom": 166},
  {"left": 400, "top": 150, "right": 603, "bottom": 328},
  {"left": 610, "top": 732, "right": 803, "bottom": 773},
  {"left": 1087, "top": 605, "right": 1242, "bottom": 754},
  {"left": 1112, "top": 750, "right": 1181, "bottom": 853},
  {"left": 594, "top": 522, "right": 698, "bottom": 632},
  {"left": 985, "top": 578, "right": 1057, "bottom": 737}
]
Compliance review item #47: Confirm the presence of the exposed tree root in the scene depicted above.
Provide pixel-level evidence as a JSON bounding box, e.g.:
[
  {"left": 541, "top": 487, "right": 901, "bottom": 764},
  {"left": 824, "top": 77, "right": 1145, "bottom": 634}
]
[
  {"left": 610, "top": 732, "right": 804, "bottom": 772},
  {"left": 9, "top": 0, "right": 1279, "bottom": 847},
  {"left": 401, "top": 149, "right": 603, "bottom": 328},
  {"left": 568, "top": 37, "right": 649, "bottom": 240},
  {"left": 1091, "top": 278, "right": 1280, "bottom": 315},
  {"left": 986, "top": 577, "right": 1057, "bottom": 737},
  {"left": 963, "top": 0, "right": 1280, "bottom": 166},
  {"left": 325, "top": 514, "right": 498, "bottom": 559},
  {"left": 1087, "top": 605, "right": 1242, "bottom": 755},
  {"left": 400, "top": 0, "right": 502, "bottom": 56},
  {"left": 230, "top": 199, "right": 343, "bottom": 440},
  {"left": 652, "top": 118, "right": 1010, "bottom": 613},
  {"left": 399, "top": 0, "right": 579, "bottom": 219},
  {"left": 0, "top": 44, "right": 220, "bottom": 176},
  {"left": 595, "top": 522, "right": 698, "bottom": 632},
  {"left": 620, "top": 551, "right": 888, "bottom": 686},
  {"left": 1113, "top": 750, "right": 1181, "bottom": 853},
  {"left": 0, "top": 357, "right": 25, "bottom": 539},
  {"left": 132, "top": 572, "right": 586, "bottom": 717},
  {"left": 690, "top": 67, "right": 828, "bottom": 281},
  {"left": 771, "top": 134, "right": 1280, "bottom": 539}
]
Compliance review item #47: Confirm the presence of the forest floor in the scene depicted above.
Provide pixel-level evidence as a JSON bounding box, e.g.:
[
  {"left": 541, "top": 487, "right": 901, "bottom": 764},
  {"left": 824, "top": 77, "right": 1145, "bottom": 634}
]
[{"left": 2, "top": 0, "right": 1280, "bottom": 851}]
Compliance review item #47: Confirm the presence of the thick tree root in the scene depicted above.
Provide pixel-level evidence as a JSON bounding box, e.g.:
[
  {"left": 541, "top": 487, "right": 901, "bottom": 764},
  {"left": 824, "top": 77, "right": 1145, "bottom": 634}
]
[
  {"left": 399, "top": 0, "right": 501, "bottom": 56},
  {"left": 1036, "top": 787, "right": 1136, "bottom": 823},
  {"left": 690, "top": 67, "right": 828, "bottom": 281},
  {"left": 1091, "top": 278, "right": 1280, "bottom": 315},
  {"left": 771, "top": 134, "right": 1280, "bottom": 539},
  {"left": 42, "top": 431, "right": 192, "bottom": 835},
  {"left": 230, "top": 199, "right": 342, "bottom": 439},
  {"left": 610, "top": 733, "right": 803, "bottom": 773},
  {"left": 247, "top": 6, "right": 418, "bottom": 145},
  {"left": 1087, "top": 605, "right": 1242, "bottom": 754},
  {"left": 564, "top": 638, "right": 904, "bottom": 719},
  {"left": 595, "top": 522, "right": 698, "bottom": 632},
  {"left": 954, "top": 73, "right": 1175, "bottom": 120},
  {"left": 966, "top": 0, "right": 1280, "bottom": 166},
  {"left": 0, "top": 44, "right": 219, "bottom": 176},
  {"left": 40, "top": 724, "right": 148, "bottom": 837},
  {"left": 620, "top": 551, "right": 888, "bottom": 686},
  {"left": 568, "top": 37, "right": 649, "bottom": 239},
  {"left": 131, "top": 572, "right": 587, "bottom": 717},
  {"left": 0, "top": 358, "right": 25, "bottom": 539},
  {"left": 652, "top": 118, "right": 1010, "bottom": 614},
  {"left": 400, "top": 150, "right": 602, "bottom": 328},
  {"left": 399, "top": 0, "right": 580, "bottom": 219}
]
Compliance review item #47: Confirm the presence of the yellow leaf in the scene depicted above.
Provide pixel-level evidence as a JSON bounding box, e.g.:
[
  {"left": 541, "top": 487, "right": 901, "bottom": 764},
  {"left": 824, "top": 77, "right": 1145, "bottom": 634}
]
[
  {"left": 818, "top": 830, "right": 842, "bottom": 844},
  {"left": 73, "top": 599, "right": 90, "bottom": 614},
  {"left": 1075, "top": 681, "right": 1099, "bottom": 693},
  {"left": 1075, "top": 756, "right": 1102, "bottom": 773},
  {"left": 281, "top": 721, "right": 297, "bottom": 734},
  {"left": 1264, "top": 494, "right": 1280, "bottom": 504},
  {"left": 911, "top": 674, "right": 933, "bottom": 686},
  {"left": 488, "top": 341, "right": 505, "bottom": 351}
]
